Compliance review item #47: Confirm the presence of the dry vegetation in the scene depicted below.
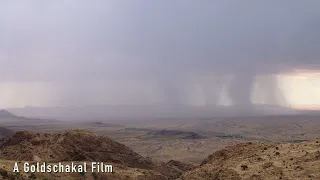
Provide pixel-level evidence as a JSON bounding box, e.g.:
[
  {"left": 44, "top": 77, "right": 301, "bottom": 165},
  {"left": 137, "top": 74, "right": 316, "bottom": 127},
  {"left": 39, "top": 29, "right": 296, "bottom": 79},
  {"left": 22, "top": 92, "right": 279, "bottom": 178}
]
[
  {"left": 0, "top": 129, "right": 320, "bottom": 179},
  {"left": 1, "top": 114, "right": 320, "bottom": 179},
  {"left": 0, "top": 130, "right": 194, "bottom": 180},
  {"left": 180, "top": 141, "right": 320, "bottom": 180}
]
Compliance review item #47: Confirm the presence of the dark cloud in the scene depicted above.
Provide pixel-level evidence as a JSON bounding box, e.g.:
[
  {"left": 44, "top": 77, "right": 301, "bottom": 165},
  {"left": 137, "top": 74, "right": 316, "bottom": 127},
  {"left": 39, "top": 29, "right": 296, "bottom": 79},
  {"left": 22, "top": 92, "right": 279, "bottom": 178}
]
[{"left": 0, "top": 0, "right": 319, "bottom": 107}]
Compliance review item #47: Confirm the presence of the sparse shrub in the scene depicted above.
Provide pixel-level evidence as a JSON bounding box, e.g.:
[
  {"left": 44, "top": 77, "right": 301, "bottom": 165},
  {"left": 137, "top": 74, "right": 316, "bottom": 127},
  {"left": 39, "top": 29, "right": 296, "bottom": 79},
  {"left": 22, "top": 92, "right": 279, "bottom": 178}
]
[
  {"left": 92, "top": 172, "right": 98, "bottom": 180},
  {"left": 0, "top": 168, "right": 8, "bottom": 177},
  {"left": 9, "top": 174, "right": 15, "bottom": 180},
  {"left": 217, "top": 134, "right": 243, "bottom": 139},
  {"left": 240, "top": 165, "right": 248, "bottom": 170},
  {"left": 315, "top": 150, "right": 320, "bottom": 157},
  {"left": 79, "top": 171, "right": 86, "bottom": 180},
  {"left": 202, "top": 169, "right": 214, "bottom": 178},
  {"left": 275, "top": 152, "right": 280, "bottom": 156},
  {"left": 29, "top": 173, "right": 36, "bottom": 179},
  {"left": 291, "top": 140, "right": 307, "bottom": 143},
  {"left": 262, "top": 162, "right": 273, "bottom": 169},
  {"left": 250, "top": 174, "right": 262, "bottom": 179},
  {"left": 294, "top": 166, "right": 301, "bottom": 170},
  {"left": 31, "top": 140, "right": 41, "bottom": 145}
]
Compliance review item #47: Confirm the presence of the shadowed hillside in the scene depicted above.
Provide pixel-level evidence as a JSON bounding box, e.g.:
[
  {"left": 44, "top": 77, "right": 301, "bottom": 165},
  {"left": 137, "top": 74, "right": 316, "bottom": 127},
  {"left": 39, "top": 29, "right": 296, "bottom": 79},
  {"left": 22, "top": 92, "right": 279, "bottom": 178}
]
[
  {"left": 0, "top": 110, "right": 15, "bottom": 118},
  {"left": 0, "top": 130, "right": 154, "bottom": 169},
  {"left": 0, "top": 130, "right": 194, "bottom": 180},
  {"left": 0, "top": 127, "right": 15, "bottom": 138}
]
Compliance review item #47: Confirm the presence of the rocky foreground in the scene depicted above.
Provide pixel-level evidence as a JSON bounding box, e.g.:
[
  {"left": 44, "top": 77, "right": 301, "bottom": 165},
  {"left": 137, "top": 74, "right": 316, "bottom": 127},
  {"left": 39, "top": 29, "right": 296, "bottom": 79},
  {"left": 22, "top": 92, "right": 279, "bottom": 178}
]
[
  {"left": 180, "top": 141, "right": 320, "bottom": 180},
  {"left": 0, "top": 130, "right": 319, "bottom": 179},
  {"left": 0, "top": 130, "right": 194, "bottom": 180}
]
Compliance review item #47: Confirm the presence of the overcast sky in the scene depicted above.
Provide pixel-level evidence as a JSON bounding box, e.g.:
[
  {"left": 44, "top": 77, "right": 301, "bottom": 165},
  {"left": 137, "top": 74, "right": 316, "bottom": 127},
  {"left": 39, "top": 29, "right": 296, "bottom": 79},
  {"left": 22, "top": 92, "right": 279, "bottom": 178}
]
[{"left": 0, "top": 0, "right": 320, "bottom": 108}]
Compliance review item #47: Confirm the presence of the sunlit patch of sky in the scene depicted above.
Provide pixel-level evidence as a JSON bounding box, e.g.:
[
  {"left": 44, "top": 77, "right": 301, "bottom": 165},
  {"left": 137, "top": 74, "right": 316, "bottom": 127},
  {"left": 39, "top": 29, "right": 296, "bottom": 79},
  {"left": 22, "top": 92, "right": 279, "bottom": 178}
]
[
  {"left": 0, "top": 74, "right": 319, "bottom": 109},
  {"left": 278, "top": 73, "right": 320, "bottom": 109}
]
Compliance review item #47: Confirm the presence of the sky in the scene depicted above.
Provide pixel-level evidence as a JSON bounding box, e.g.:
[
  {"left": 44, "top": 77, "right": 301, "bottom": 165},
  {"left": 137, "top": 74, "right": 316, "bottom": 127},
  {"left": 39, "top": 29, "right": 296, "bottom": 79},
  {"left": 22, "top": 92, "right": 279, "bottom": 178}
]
[{"left": 0, "top": 0, "right": 320, "bottom": 109}]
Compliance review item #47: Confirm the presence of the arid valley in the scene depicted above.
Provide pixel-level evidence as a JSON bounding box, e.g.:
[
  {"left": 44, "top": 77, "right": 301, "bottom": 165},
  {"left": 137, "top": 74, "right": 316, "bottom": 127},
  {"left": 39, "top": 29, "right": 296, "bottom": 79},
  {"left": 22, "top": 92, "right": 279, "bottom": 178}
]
[{"left": 0, "top": 108, "right": 320, "bottom": 179}]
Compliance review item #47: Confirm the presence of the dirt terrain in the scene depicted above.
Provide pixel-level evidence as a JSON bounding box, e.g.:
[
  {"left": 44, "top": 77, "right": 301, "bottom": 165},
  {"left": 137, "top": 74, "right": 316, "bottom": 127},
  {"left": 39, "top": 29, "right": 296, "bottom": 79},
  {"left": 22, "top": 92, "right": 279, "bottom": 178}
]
[
  {"left": 180, "top": 141, "right": 320, "bottom": 180},
  {"left": 1, "top": 112, "right": 320, "bottom": 179},
  {"left": 0, "top": 130, "right": 194, "bottom": 180},
  {"left": 2, "top": 114, "right": 320, "bottom": 165},
  {"left": 93, "top": 115, "right": 320, "bottom": 165},
  {"left": 1, "top": 130, "right": 320, "bottom": 179}
]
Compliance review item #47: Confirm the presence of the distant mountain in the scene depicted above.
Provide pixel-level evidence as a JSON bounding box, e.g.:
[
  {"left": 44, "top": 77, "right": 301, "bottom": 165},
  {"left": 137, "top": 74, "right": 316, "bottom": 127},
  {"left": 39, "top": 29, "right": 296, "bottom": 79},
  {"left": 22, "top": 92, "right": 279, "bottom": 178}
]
[
  {"left": 7, "top": 104, "right": 301, "bottom": 121},
  {"left": 0, "top": 110, "right": 15, "bottom": 118},
  {"left": 0, "top": 109, "right": 56, "bottom": 126}
]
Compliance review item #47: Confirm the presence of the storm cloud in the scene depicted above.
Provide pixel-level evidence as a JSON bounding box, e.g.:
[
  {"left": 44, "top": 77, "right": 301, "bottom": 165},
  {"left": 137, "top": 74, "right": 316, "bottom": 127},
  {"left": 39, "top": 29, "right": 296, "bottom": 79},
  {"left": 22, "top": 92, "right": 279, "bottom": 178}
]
[{"left": 0, "top": 0, "right": 319, "bottom": 107}]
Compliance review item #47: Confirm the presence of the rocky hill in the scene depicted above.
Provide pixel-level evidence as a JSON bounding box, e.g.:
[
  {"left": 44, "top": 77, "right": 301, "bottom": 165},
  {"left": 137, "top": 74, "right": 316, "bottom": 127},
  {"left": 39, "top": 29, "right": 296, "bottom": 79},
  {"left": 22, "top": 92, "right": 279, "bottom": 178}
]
[
  {"left": 0, "top": 130, "right": 154, "bottom": 169},
  {"left": 2, "top": 130, "right": 320, "bottom": 179},
  {"left": 179, "top": 141, "right": 320, "bottom": 180},
  {"left": 0, "top": 130, "right": 193, "bottom": 180},
  {"left": 0, "top": 127, "right": 15, "bottom": 138}
]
